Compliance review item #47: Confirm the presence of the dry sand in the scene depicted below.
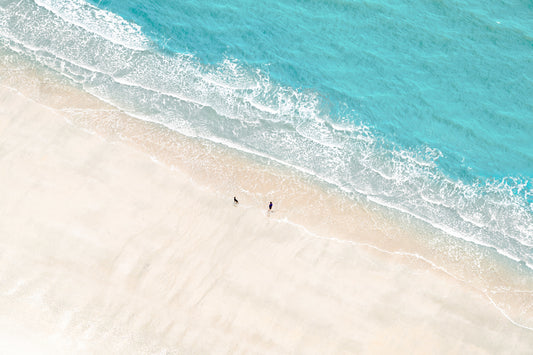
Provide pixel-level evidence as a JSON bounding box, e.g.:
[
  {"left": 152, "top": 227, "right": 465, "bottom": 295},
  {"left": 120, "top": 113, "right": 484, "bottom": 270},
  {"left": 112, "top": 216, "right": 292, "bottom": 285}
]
[{"left": 1, "top": 85, "right": 532, "bottom": 354}]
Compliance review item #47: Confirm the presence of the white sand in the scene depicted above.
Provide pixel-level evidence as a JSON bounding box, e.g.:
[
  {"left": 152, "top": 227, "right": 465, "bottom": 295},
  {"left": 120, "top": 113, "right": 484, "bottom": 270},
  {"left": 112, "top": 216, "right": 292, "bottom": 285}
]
[{"left": 1, "top": 85, "right": 532, "bottom": 354}]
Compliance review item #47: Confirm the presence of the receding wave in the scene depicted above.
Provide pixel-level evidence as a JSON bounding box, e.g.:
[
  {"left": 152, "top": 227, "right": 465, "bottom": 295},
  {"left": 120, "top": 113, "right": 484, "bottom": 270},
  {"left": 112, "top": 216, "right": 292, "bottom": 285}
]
[
  {"left": 34, "top": 0, "right": 150, "bottom": 51},
  {"left": 1, "top": 0, "right": 532, "bottom": 270}
]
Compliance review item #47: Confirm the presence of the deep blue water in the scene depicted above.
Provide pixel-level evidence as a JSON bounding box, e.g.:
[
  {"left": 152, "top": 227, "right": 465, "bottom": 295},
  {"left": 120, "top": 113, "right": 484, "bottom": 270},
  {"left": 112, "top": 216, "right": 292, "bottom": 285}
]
[{"left": 0, "top": 0, "right": 531, "bottom": 267}]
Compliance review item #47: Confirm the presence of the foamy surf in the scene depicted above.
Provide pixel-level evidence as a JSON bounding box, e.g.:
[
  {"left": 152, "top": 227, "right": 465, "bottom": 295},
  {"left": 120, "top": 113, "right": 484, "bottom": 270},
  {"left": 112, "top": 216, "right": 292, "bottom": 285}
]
[
  {"left": 1, "top": 0, "right": 533, "bottom": 340},
  {"left": 34, "top": 0, "right": 150, "bottom": 51},
  {"left": 0, "top": 0, "right": 531, "bottom": 271}
]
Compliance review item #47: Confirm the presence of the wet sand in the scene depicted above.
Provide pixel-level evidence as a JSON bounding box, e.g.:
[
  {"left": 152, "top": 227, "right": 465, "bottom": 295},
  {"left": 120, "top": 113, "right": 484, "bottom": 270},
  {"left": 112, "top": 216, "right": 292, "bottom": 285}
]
[{"left": 1, "top": 85, "right": 532, "bottom": 353}]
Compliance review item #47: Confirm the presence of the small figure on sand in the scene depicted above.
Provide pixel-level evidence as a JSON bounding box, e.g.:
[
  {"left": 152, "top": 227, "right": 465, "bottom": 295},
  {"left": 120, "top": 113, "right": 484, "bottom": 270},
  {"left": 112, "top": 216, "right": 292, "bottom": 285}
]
[
  {"left": 268, "top": 201, "right": 273, "bottom": 211},
  {"left": 234, "top": 196, "right": 239, "bottom": 206}
]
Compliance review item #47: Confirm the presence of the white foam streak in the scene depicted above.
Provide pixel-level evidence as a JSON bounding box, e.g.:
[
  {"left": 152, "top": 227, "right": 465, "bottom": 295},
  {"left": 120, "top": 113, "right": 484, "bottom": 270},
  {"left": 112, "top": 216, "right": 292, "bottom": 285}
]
[
  {"left": 485, "top": 294, "right": 533, "bottom": 332},
  {"left": 34, "top": 0, "right": 149, "bottom": 51},
  {"left": 1, "top": 0, "right": 531, "bottom": 274}
]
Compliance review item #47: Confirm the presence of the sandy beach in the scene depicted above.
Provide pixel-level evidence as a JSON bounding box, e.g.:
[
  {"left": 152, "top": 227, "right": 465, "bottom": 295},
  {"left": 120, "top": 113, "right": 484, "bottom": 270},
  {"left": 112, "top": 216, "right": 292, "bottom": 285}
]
[{"left": 1, "top": 82, "right": 533, "bottom": 354}]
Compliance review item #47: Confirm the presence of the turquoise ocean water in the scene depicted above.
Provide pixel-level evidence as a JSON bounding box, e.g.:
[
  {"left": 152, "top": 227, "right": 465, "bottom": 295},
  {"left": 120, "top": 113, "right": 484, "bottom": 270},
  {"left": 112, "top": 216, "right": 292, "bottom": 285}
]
[{"left": 0, "top": 1, "right": 531, "bottom": 267}]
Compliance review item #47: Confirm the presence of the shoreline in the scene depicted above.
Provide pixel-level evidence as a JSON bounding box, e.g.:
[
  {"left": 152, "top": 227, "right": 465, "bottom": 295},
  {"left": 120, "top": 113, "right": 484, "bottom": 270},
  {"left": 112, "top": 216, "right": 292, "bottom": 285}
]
[
  {"left": 2, "top": 54, "right": 533, "bottom": 324},
  {"left": 1, "top": 65, "right": 533, "bottom": 352}
]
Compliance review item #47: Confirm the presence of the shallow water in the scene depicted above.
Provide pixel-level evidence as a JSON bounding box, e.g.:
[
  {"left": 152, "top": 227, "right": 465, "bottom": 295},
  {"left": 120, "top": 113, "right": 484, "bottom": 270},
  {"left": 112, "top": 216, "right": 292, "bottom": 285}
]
[{"left": 0, "top": 0, "right": 532, "bottom": 322}]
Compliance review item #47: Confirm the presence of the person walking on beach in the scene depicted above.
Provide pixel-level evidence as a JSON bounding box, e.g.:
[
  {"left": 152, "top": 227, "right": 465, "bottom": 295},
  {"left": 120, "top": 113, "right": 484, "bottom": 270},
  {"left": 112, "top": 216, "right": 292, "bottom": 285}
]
[{"left": 268, "top": 201, "right": 273, "bottom": 211}]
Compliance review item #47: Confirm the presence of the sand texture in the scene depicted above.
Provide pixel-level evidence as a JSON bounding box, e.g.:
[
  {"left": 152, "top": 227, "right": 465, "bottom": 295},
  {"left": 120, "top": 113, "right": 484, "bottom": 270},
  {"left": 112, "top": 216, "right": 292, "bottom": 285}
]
[{"left": 1, "top": 86, "right": 532, "bottom": 354}]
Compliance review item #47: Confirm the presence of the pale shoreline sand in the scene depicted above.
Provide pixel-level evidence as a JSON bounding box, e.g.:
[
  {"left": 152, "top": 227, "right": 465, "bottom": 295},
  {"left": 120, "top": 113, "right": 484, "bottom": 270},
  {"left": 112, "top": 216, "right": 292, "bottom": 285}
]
[{"left": 1, "top": 82, "right": 532, "bottom": 354}]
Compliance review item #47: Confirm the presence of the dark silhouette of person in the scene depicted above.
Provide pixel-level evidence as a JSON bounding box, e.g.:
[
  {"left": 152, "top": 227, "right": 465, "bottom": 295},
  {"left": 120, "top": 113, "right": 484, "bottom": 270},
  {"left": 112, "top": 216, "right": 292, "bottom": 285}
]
[{"left": 269, "top": 201, "right": 273, "bottom": 211}]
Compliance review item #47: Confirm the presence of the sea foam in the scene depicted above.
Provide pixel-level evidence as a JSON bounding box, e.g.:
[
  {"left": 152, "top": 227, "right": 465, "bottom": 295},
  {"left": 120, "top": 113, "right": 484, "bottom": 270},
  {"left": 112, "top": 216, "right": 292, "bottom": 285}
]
[{"left": 0, "top": 0, "right": 531, "bottom": 271}]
